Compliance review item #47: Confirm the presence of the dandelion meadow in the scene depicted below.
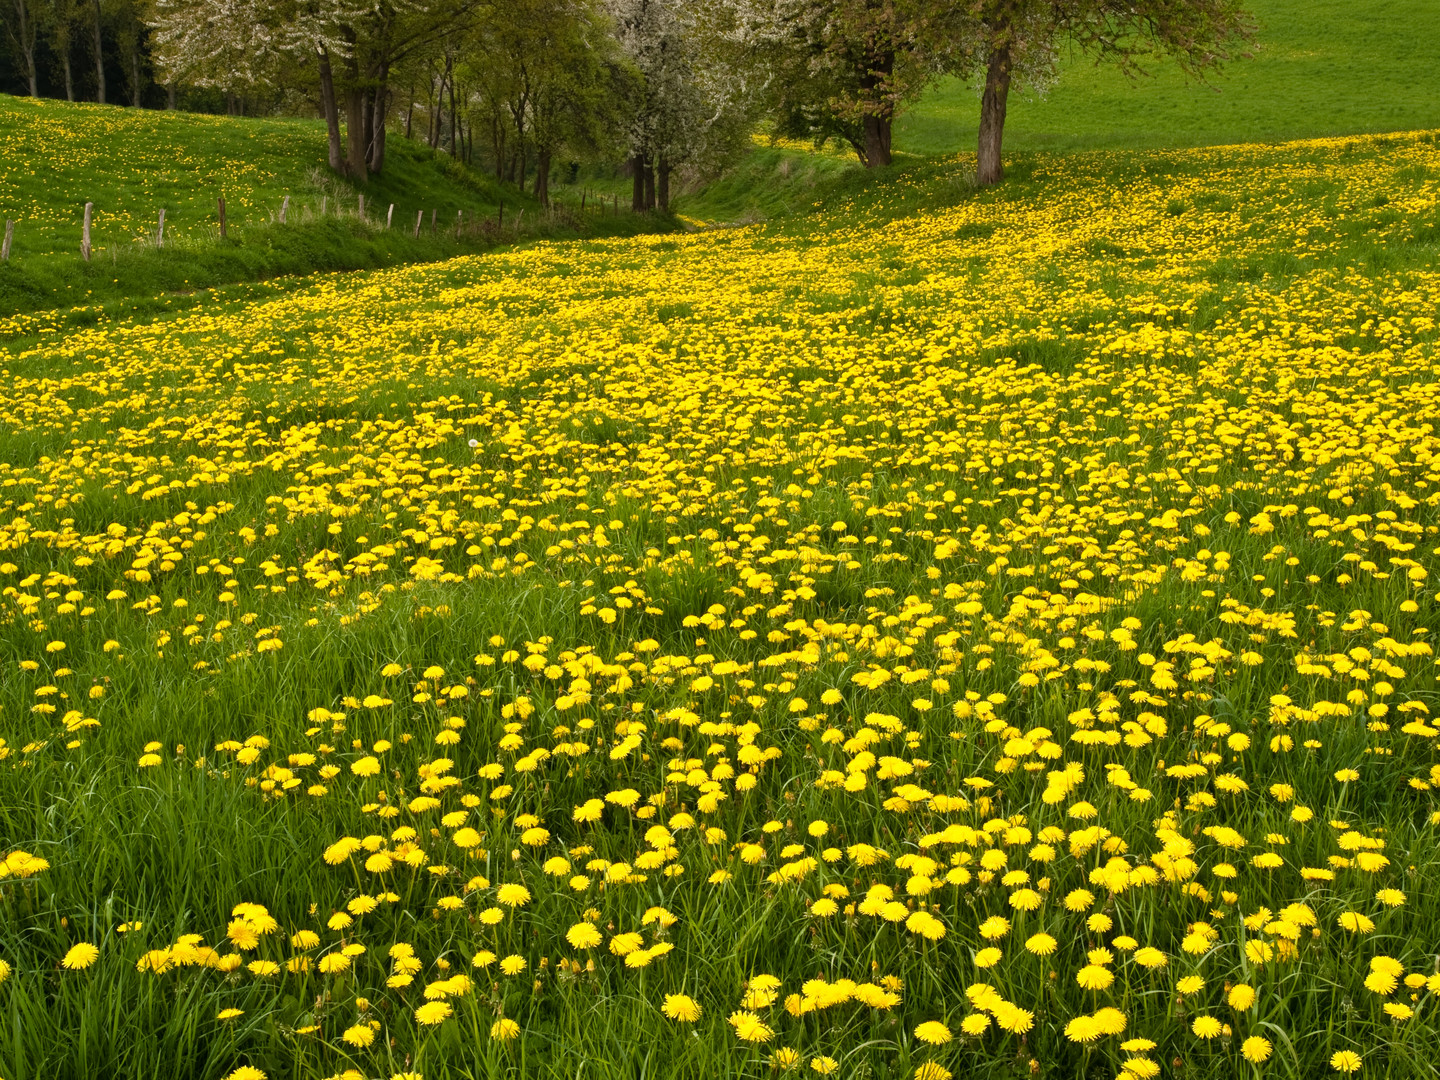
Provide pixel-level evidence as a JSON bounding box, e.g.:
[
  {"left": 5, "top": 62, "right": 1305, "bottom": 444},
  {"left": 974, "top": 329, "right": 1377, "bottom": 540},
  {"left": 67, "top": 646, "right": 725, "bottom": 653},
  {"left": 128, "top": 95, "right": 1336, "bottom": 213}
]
[{"left": 3, "top": 130, "right": 1440, "bottom": 1080}]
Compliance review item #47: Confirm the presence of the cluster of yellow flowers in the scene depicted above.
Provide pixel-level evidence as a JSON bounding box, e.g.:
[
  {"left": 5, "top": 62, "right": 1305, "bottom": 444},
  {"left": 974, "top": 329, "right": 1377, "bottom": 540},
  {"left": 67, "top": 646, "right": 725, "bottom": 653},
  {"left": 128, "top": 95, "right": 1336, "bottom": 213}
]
[{"left": 1, "top": 129, "right": 1439, "bottom": 1078}]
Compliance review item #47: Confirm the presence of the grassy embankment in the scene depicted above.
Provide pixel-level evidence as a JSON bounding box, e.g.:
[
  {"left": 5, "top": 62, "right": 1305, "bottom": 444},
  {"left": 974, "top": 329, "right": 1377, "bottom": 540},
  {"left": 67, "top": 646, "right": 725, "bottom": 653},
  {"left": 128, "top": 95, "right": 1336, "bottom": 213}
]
[{"left": 0, "top": 95, "right": 671, "bottom": 321}]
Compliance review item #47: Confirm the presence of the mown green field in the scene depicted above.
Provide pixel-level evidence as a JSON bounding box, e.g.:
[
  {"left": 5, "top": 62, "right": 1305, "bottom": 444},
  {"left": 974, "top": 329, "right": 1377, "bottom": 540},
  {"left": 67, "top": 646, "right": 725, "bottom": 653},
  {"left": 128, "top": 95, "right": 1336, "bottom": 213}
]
[
  {"left": 2, "top": 128, "right": 1439, "bottom": 1080},
  {"left": 898, "top": 0, "right": 1440, "bottom": 155}
]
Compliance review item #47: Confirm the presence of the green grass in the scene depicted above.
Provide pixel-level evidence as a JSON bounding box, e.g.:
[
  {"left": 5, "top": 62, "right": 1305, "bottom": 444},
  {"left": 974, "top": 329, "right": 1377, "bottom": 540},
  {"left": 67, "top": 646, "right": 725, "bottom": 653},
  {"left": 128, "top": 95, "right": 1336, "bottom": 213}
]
[
  {"left": 0, "top": 95, "right": 531, "bottom": 258},
  {"left": 0, "top": 209, "right": 678, "bottom": 327},
  {"left": 0, "top": 128, "right": 1438, "bottom": 1080},
  {"left": 0, "top": 96, "right": 672, "bottom": 319},
  {"left": 676, "top": 0, "right": 1440, "bottom": 226},
  {"left": 673, "top": 144, "right": 859, "bottom": 224},
  {"left": 898, "top": 0, "right": 1440, "bottom": 155},
  {"left": 3, "top": 9, "right": 1440, "bottom": 1078}
]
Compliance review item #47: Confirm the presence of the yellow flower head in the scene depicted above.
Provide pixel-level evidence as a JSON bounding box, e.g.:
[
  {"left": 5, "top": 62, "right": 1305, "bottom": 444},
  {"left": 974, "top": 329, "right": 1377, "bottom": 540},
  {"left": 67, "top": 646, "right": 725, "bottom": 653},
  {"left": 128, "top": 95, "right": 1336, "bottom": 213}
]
[{"left": 61, "top": 943, "right": 100, "bottom": 970}]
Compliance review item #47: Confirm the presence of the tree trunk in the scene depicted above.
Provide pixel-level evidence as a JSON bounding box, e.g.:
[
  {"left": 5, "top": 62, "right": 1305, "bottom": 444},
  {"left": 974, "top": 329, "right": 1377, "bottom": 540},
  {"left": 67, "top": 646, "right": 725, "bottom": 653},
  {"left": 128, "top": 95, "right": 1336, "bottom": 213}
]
[
  {"left": 128, "top": 37, "right": 141, "bottom": 106},
  {"left": 447, "top": 59, "right": 458, "bottom": 158},
  {"left": 860, "top": 114, "right": 892, "bottom": 168},
  {"left": 657, "top": 158, "right": 670, "bottom": 213},
  {"left": 359, "top": 89, "right": 373, "bottom": 169},
  {"left": 404, "top": 85, "right": 414, "bottom": 140},
  {"left": 368, "top": 73, "right": 388, "bottom": 175},
  {"left": 534, "top": 149, "right": 550, "bottom": 207},
  {"left": 15, "top": 0, "right": 37, "bottom": 96},
  {"left": 345, "top": 87, "right": 369, "bottom": 181},
  {"left": 166, "top": 83, "right": 176, "bottom": 109},
  {"left": 62, "top": 48, "right": 74, "bottom": 101},
  {"left": 91, "top": 0, "right": 105, "bottom": 104},
  {"left": 631, "top": 153, "right": 645, "bottom": 211},
  {"left": 318, "top": 47, "right": 344, "bottom": 172},
  {"left": 428, "top": 75, "right": 441, "bottom": 148},
  {"left": 977, "top": 42, "right": 1012, "bottom": 187},
  {"left": 854, "top": 48, "right": 894, "bottom": 168},
  {"left": 643, "top": 160, "right": 655, "bottom": 210}
]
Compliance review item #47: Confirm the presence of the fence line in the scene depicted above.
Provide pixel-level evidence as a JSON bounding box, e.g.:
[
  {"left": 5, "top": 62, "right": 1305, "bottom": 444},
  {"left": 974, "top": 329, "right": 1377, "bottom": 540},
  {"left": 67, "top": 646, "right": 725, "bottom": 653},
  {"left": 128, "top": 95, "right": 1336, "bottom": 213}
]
[{"left": 0, "top": 188, "right": 635, "bottom": 266}]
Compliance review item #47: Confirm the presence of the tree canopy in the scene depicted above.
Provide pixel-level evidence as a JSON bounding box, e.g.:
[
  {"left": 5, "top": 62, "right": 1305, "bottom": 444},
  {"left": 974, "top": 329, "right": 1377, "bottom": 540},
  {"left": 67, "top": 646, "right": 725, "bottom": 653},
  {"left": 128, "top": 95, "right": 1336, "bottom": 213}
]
[{"left": 0, "top": 0, "right": 1254, "bottom": 190}]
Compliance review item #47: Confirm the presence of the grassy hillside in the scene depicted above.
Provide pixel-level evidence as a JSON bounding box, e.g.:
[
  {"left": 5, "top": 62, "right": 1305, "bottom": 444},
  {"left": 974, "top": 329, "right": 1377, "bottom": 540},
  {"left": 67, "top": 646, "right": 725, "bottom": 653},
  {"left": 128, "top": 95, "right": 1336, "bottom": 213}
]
[
  {"left": 678, "top": 0, "right": 1440, "bottom": 225},
  {"left": 0, "top": 95, "right": 529, "bottom": 259},
  {"left": 1, "top": 129, "right": 1439, "bottom": 1080},
  {"left": 897, "top": 0, "right": 1440, "bottom": 155},
  {"left": 0, "top": 96, "right": 673, "bottom": 320}
]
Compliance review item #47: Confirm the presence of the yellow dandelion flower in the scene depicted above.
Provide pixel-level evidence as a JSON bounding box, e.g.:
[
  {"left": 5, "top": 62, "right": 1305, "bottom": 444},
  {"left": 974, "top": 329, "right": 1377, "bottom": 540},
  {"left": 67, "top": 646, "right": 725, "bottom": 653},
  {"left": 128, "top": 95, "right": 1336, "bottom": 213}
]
[
  {"left": 1330, "top": 1050, "right": 1362, "bottom": 1073},
  {"left": 496, "top": 883, "right": 531, "bottom": 907},
  {"left": 1024, "top": 932, "right": 1057, "bottom": 956},
  {"left": 662, "top": 993, "right": 702, "bottom": 1022},
  {"left": 414, "top": 1001, "right": 452, "bottom": 1025},
  {"left": 61, "top": 943, "right": 100, "bottom": 970},
  {"left": 728, "top": 1010, "right": 774, "bottom": 1043},
  {"left": 914, "top": 1021, "right": 952, "bottom": 1045},
  {"left": 960, "top": 1013, "right": 991, "bottom": 1035},
  {"left": 1242, "top": 1036, "right": 1273, "bottom": 1063},
  {"left": 1191, "top": 1016, "right": 1223, "bottom": 1038}
]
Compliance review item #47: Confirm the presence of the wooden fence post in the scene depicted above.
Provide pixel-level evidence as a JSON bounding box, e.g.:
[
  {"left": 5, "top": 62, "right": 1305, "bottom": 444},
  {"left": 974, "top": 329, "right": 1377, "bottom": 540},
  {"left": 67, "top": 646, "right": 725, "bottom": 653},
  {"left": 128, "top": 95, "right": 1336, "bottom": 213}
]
[
  {"left": 414, "top": 210, "right": 423, "bottom": 238},
  {"left": 280, "top": 195, "right": 289, "bottom": 224},
  {"left": 217, "top": 196, "right": 227, "bottom": 239},
  {"left": 321, "top": 195, "right": 327, "bottom": 217},
  {"left": 157, "top": 208, "right": 166, "bottom": 248},
  {"left": 386, "top": 203, "right": 394, "bottom": 229},
  {"left": 358, "top": 193, "right": 365, "bottom": 220},
  {"left": 456, "top": 209, "right": 463, "bottom": 238},
  {"left": 82, "top": 201, "right": 93, "bottom": 260},
  {"left": 429, "top": 209, "right": 436, "bottom": 234},
  {"left": 2, "top": 219, "right": 12, "bottom": 262}
]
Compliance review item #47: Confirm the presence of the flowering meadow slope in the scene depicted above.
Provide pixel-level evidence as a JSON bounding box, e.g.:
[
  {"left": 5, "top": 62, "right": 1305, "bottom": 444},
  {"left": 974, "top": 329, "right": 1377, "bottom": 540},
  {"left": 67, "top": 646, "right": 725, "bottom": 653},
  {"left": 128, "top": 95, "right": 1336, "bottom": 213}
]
[{"left": 2, "top": 132, "right": 1440, "bottom": 1080}]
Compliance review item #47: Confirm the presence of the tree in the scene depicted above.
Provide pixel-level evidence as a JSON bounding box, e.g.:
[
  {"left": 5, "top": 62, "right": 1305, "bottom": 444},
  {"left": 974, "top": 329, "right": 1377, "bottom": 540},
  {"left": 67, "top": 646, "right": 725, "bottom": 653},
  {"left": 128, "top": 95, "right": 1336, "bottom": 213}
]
[
  {"left": 90, "top": 0, "right": 107, "bottom": 101},
  {"left": 48, "top": 0, "right": 84, "bottom": 100},
  {"left": 1, "top": 0, "right": 43, "bottom": 95},
  {"left": 607, "top": 0, "right": 761, "bottom": 208},
  {"left": 747, "top": 0, "right": 963, "bottom": 167},
  {"left": 148, "top": 0, "right": 285, "bottom": 107},
  {"left": 148, "top": 0, "right": 476, "bottom": 177},
  {"left": 963, "top": 0, "right": 1253, "bottom": 185},
  {"left": 478, "top": 0, "right": 622, "bottom": 205},
  {"left": 112, "top": 0, "right": 153, "bottom": 105}
]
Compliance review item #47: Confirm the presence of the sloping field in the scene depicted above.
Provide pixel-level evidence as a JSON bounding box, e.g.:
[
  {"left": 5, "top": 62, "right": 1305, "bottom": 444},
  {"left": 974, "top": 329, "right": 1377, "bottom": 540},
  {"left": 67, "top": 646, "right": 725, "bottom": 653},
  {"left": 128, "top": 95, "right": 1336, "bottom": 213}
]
[
  {"left": 0, "top": 95, "right": 516, "bottom": 260},
  {"left": 901, "top": 0, "right": 1440, "bottom": 155},
  {"left": 1, "top": 132, "right": 1439, "bottom": 1080}
]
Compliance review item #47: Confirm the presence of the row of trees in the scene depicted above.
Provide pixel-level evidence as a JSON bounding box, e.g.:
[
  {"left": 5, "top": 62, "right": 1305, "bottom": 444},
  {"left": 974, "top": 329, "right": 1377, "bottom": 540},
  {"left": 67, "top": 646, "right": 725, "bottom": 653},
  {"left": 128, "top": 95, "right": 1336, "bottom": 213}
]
[
  {"left": 3, "top": 0, "right": 161, "bottom": 106},
  {"left": 2, "top": 0, "right": 1253, "bottom": 194},
  {"left": 754, "top": 0, "right": 1251, "bottom": 181}
]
